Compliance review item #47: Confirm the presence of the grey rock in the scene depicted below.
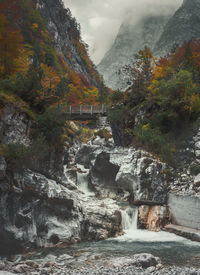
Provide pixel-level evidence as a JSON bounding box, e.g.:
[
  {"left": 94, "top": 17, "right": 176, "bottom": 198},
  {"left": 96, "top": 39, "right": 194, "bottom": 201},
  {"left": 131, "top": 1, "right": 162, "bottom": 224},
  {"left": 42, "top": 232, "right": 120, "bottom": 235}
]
[
  {"left": 155, "top": 0, "right": 200, "bottom": 57},
  {"left": 0, "top": 104, "right": 31, "bottom": 146},
  {"left": 36, "top": 0, "right": 101, "bottom": 89},
  {"left": 0, "top": 156, "right": 6, "bottom": 180},
  {"left": 108, "top": 253, "right": 161, "bottom": 268},
  {"left": 0, "top": 168, "right": 122, "bottom": 253},
  {"left": 98, "top": 14, "right": 170, "bottom": 90},
  {"left": 78, "top": 145, "right": 169, "bottom": 204},
  {"left": 194, "top": 174, "right": 200, "bottom": 187}
]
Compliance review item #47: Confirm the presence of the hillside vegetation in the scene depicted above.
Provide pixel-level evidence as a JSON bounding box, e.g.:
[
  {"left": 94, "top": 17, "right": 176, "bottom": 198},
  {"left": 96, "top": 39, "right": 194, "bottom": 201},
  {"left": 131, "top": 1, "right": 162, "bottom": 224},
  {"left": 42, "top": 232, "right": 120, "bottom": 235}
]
[
  {"left": 0, "top": 0, "right": 108, "bottom": 169},
  {"left": 109, "top": 41, "right": 200, "bottom": 164}
]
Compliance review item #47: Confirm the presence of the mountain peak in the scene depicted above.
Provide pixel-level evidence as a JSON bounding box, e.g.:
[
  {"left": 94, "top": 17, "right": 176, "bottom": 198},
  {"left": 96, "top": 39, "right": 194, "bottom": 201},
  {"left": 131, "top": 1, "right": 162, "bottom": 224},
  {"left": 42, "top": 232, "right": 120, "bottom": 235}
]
[{"left": 154, "top": 0, "right": 200, "bottom": 57}]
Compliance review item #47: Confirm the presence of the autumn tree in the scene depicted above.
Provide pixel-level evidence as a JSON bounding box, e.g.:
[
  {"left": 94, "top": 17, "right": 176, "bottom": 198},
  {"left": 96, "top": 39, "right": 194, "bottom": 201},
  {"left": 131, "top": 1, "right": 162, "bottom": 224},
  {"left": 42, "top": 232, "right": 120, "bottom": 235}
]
[{"left": 124, "top": 47, "right": 155, "bottom": 107}]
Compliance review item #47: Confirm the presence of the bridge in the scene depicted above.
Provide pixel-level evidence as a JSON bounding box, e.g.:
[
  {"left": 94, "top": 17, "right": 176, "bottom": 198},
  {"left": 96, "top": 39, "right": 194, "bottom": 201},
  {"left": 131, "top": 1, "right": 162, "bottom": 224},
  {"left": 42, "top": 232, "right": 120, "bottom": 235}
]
[{"left": 66, "top": 105, "right": 107, "bottom": 120}]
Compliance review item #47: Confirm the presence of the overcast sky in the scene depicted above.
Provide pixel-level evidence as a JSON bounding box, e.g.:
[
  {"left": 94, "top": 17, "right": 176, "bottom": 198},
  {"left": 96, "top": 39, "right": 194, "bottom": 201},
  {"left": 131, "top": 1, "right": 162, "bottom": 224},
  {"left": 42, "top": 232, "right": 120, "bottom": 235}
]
[{"left": 63, "top": 0, "right": 183, "bottom": 64}]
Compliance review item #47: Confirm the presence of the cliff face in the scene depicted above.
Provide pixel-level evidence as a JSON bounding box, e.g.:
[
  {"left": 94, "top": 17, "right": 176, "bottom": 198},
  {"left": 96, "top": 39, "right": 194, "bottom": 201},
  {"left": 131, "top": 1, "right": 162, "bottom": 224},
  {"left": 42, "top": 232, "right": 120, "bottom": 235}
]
[
  {"left": 97, "top": 15, "right": 170, "bottom": 91},
  {"left": 35, "top": 0, "right": 103, "bottom": 89},
  {"left": 154, "top": 0, "right": 200, "bottom": 57},
  {"left": 98, "top": 0, "right": 200, "bottom": 91}
]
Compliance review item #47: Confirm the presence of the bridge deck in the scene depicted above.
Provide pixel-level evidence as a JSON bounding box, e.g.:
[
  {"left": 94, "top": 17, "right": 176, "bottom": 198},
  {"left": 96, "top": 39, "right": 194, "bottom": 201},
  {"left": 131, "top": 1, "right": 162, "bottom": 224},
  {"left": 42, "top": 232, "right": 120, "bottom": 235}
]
[{"left": 66, "top": 105, "right": 107, "bottom": 118}]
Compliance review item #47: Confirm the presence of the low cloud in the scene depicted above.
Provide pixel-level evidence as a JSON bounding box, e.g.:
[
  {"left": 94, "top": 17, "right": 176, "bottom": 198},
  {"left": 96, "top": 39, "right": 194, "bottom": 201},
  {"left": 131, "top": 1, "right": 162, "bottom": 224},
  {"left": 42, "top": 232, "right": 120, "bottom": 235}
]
[{"left": 63, "top": 0, "right": 183, "bottom": 64}]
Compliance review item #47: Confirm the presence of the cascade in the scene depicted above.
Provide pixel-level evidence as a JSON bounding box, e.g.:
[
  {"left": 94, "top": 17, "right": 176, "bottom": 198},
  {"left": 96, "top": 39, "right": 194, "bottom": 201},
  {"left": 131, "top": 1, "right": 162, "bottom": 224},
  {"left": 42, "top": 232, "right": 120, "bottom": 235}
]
[
  {"left": 77, "top": 165, "right": 94, "bottom": 197},
  {"left": 121, "top": 206, "right": 138, "bottom": 231}
]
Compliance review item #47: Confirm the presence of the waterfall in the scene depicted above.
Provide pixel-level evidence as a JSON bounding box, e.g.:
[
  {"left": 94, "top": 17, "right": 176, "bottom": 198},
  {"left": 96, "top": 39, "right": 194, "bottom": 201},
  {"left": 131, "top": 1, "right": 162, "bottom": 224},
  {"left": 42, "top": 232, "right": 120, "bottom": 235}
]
[
  {"left": 121, "top": 206, "right": 138, "bottom": 231},
  {"left": 77, "top": 165, "right": 94, "bottom": 197}
]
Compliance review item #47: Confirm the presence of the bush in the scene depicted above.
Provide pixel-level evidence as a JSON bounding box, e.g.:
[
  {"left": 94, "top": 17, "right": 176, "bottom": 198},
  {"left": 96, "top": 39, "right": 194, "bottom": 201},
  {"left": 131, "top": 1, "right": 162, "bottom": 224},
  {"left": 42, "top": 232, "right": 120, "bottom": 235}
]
[
  {"left": 33, "top": 107, "right": 67, "bottom": 149},
  {"left": 75, "top": 127, "right": 94, "bottom": 143},
  {"left": 3, "top": 135, "right": 49, "bottom": 171},
  {"left": 4, "top": 143, "right": 29, "bottom": 171},
  {"left": 133, "top": 123, "right": 175, "bottom": 163}
]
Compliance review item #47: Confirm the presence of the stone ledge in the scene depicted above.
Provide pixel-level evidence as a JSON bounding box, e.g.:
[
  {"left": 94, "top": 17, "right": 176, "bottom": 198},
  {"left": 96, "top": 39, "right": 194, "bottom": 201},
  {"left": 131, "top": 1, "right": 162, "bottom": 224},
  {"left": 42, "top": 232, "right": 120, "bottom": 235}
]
[{"left": 164, "top": 224, "right": 200, "bottom": 242}]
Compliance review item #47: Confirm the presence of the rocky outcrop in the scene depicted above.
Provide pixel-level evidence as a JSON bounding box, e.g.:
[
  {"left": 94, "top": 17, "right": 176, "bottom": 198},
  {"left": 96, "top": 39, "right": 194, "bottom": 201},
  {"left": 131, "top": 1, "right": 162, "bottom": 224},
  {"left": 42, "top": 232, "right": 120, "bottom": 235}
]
[
  {"left": 76, "top": 144, "right": 169, "bottom": 205},
  {"left": 154, "top": 0, "right": 200, "bottom": 57},
  {"left": 98, "top": 0, "right": 200, "bottom": 90},
  {"left": 0, "top": 169, "right": 122, "bottom": 255},
  {"left": 35, "top": 0, "right": 102, "bottom": 88},
  {"left": 98, "top": 14, "right": 170, "bottom": 90},
  {"left": 0, "top": 104, "right": 31, "bottom": 146},
  {"left": 138, "top": 205, "right": 169, "bottom": 231},
  {"left": 0, "top": 105, "right": 122, "bottom": 255}
]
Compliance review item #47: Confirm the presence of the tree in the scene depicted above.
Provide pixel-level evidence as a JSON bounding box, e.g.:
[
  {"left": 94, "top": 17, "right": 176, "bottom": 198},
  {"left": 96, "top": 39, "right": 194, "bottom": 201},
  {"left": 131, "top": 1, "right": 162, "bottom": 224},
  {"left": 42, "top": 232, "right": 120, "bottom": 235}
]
[
  {"left": 0, "top": 15, "right": 23, "bottom": 76},
  {"left": 124, "top": 47, "right": 155, "bottom": 107},
  {"left": 55, "top": 77, "right": 70, "bottom": 98}
]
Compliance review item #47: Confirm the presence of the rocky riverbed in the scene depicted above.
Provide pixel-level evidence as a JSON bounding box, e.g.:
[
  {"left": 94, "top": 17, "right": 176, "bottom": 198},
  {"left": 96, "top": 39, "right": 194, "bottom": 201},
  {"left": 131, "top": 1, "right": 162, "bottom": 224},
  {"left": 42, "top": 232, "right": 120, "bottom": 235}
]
[{"left": 0, "top": 253, "right": 200, "bottom": 275}]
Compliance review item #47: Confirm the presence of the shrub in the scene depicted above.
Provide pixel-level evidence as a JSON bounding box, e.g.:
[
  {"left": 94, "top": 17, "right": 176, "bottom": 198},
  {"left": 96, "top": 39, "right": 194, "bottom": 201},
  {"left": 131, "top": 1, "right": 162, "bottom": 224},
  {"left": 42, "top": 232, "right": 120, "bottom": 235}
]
[
  {"left": 33, "top": 107, "right": 67, "bottom": 149},
  {"left": 3, "top": 135, "right": 49, "bottom": 171},
  {"left": 3, "top": 143, "right": 29, "bottom": 171}
]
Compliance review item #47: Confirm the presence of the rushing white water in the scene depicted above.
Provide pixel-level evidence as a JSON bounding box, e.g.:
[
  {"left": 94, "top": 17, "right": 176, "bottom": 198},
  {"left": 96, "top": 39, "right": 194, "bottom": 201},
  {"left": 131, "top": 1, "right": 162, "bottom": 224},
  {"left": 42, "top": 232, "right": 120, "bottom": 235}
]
[
  {"left": 118, "top": 206, "right": 199, "bottom": 245},
  {"left": 121, "top": 207, "right": 138, "bottom": 231},
  {"left": 77, "top": 165, "right": 95, "bottom": 197}
]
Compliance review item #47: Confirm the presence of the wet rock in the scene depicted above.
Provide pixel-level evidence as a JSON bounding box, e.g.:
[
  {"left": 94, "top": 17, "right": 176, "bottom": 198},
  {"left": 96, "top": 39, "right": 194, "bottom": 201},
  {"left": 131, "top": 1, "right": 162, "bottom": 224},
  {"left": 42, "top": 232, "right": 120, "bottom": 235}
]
[{"left": 139, "top": 205, "right": 169, "bottom": 231}]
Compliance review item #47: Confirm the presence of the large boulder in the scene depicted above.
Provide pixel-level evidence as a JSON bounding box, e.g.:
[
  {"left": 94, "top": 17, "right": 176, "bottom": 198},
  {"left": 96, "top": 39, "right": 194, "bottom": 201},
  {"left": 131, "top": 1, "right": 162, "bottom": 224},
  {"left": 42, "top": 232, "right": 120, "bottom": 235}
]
[
  {"left": 138, "top": 205, "right": 169, "bottom": 231},
  {"left": 77, "top": 145, "right": 169, "bottom": 204},
  {"left": 116, "top": 154, "right": 169, "bottom": 205}
]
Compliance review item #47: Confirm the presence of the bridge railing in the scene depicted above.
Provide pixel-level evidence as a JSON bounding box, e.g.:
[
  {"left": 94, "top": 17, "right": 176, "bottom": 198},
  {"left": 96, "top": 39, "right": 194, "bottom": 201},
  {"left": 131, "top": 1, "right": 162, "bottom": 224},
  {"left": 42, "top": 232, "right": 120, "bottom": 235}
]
[{"left": 66, "top": 105, "right": 106, "bottom": 115}]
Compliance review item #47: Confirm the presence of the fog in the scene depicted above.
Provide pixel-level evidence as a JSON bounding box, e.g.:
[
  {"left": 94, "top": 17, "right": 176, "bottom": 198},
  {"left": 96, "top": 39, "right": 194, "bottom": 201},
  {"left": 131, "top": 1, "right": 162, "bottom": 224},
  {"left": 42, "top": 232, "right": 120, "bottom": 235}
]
[{"left": 63, "top": 0, "right": 183, "bottom": 64}]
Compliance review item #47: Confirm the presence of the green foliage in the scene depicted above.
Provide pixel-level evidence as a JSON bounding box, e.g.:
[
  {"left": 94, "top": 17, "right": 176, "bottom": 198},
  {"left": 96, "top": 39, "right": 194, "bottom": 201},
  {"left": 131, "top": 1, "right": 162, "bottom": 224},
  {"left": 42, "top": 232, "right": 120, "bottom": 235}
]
[
  {"left": 133, "top": 123, "right": 175, "bottom": 163},
  {"left": 55, "top": 77, "right": 70, "bottom": 98},
  {"left": 109, "top": 90, "right": 123, "bottom": 104},
  {"left": 3, "top": 143, "right": 29, "bottom": 171},
  {"left": 107, "top": 105, "right": 128, "bottom": 124},
  {"left": 110, "top": 42, "right": 200, "bottom": 164},
  {"left": 33, "top": 107, "right": 67, "bottom": 149},
  {"left": 75, "top": 126, "right": 94, "bottom": 143},
  {"left": 3, "top": 135, "right": 49, "bottom": 171}
]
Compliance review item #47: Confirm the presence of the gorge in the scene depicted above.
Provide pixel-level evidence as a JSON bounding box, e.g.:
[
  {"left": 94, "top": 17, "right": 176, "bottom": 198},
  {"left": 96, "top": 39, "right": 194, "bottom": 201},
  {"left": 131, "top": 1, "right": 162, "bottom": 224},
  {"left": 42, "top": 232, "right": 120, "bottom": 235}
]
[{"left": 0, "top": 0, "right": 200, "bottom": 274}]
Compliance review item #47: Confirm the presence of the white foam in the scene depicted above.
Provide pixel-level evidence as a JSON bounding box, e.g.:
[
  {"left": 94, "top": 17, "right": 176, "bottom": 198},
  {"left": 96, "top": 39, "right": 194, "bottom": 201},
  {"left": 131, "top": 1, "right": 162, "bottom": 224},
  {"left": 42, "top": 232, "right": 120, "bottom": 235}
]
[{"left": 117, "top": 205, "right": 200, "bottom": 246}]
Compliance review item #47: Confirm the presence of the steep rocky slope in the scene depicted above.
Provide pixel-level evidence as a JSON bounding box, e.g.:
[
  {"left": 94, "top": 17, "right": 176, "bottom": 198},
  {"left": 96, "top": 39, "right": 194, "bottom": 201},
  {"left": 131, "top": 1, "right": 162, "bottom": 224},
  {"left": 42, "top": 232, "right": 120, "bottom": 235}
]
[
  {"left": 154, "top": 0, "right": 200, "bottom": 57},
  {"left": 35, "top": 0, "right": 104, "bottom": 89},
  {"left": 97, "top": 14, "right": 170, "bottom": 90},
  {"left": 0, "top": 105, "right": 122, "bottom": 255},
  {"left": 98, "top": 0, "right": 200, "bottom": 91}
]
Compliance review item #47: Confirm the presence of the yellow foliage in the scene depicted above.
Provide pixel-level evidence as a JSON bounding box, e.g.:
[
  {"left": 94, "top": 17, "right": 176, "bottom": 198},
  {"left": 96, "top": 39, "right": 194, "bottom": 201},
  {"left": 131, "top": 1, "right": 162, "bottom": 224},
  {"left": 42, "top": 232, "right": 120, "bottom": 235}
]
[{"left": 41, "top": 64, "right": 60, "bottom": 90}]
